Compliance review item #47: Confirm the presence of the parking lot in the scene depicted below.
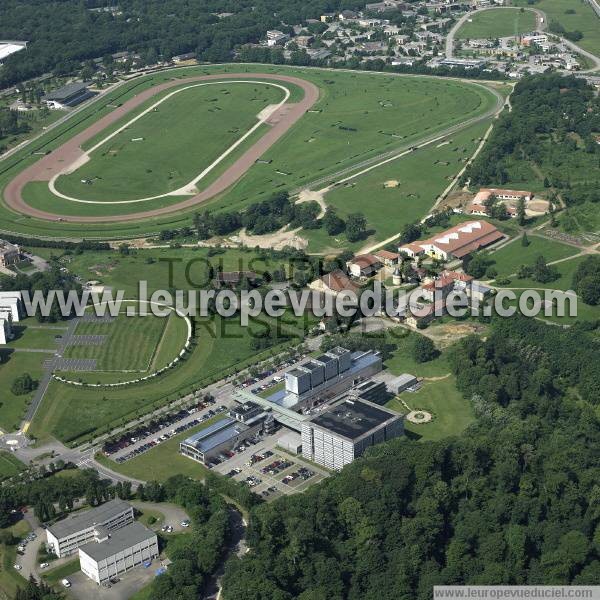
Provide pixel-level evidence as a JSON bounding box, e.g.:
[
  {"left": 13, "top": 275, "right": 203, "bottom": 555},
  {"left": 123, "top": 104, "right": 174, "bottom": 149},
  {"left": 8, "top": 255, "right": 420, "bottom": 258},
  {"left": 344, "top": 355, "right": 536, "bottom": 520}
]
[
  {"left": 105, "top": 400, "right": 229, "bottom": 464},
  {"left": 211, "top": 429, "right": 330, "bottom": 500}
]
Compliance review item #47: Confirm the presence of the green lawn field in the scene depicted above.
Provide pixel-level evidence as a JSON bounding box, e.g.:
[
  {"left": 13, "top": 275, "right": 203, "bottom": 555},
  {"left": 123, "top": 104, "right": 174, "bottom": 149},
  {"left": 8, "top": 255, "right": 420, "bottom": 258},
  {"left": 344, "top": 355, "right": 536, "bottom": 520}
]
[
  {"left": 63, "top": 311, "right": 169, "bottom": 372},
  {"left": 54, "top": 82, "right": 285, "bottom": 202},
  {"left": 456, "top": 8, "right": 537, "bottom": 39},
  {"left": 0, "top": 348, "right": 46, "bottom": 433},
  {"left": 486, "top": 234, "right": 580, "bottom": 277},
  {"left": 95, "top": 414, "right": 227, "bottom": 482},
  {"left": 514, "top": 0, "right": 600, "bottom": 58},
  {"left": 0, "top": 64, "right": 499, "bottom": 241},
  {"left": 0, "top": 451, "right": 26, "bottom": 481},
  {"left": 29, "top": 313, "right": 311, "bottom": 445},
  {"left": 384, "top": 331, "right": 451, "bottom": 379},
  {"left": 8, "top": 325, "right": 63, "bottom": 350},
  {"left": 387, "top": 376, "right": 475, "bottom": 441},
  {"left": 44, "top": 246, "right": 277, "bottom": 298},
  {"left": 302, "top": 121, "right": 490, "bottom": 252}
]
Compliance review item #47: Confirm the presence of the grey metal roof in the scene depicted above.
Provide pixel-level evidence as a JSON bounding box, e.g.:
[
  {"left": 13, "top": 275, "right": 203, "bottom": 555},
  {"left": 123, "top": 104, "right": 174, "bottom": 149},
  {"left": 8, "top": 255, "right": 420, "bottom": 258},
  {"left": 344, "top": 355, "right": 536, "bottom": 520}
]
[
  {"left": 182, "top": 417, "right": 249, "bottom": 453},
  {"left": 79, "top": 522, "right": 156, "bottom": 562},
  {"left": 43, "top": 82, "right": 89, "bottom": 101},
  {"left": 47, "top": 499, "right": 132, "bottom": 539}
]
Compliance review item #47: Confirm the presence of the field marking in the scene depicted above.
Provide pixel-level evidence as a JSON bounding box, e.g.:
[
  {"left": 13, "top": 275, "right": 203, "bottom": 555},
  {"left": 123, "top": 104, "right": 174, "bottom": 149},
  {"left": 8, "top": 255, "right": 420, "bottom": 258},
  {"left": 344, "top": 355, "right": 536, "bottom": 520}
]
[{"left": 48, "top": 80, "right": 291, "bottom": 205}]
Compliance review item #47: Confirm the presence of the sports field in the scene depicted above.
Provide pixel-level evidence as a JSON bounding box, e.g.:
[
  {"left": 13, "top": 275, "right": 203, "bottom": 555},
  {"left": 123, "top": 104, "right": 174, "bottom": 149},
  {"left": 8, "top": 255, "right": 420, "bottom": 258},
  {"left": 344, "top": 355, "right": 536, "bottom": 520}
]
[
  {"left": 64, "top": 312, "right": 169, "bottom": 371},
  {"left": 0, "top": 64, "right": 500, "bottom": 239},
  {"left": 302, "top": 120, "right": 491, "bottom": 252},
  {"left": 456, "top": 8, "right": 537, "bottom": 39},
  {"left": 54, "top": 82, "right": 286, "bottom": 202}
]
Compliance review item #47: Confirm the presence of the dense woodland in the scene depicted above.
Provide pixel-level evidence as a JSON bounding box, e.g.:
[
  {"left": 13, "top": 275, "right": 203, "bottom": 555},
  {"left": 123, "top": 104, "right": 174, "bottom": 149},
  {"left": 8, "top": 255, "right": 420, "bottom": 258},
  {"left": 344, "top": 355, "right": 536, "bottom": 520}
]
[
  {"left": 465, "top": 74, "right": 600, "bottom": 206},
  {"left": 0, "top": 0, "right": 369, "bottom": 87},
  {"left": 218, "top": 316, "right": 600, "bottom": 598}
]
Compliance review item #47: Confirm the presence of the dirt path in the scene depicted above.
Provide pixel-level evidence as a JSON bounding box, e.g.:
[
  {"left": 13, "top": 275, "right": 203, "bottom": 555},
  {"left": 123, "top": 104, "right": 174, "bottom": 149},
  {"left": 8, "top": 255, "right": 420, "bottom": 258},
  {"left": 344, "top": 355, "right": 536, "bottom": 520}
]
[{"left": 4, "top": 73, "right": 320, "bottom": 223}]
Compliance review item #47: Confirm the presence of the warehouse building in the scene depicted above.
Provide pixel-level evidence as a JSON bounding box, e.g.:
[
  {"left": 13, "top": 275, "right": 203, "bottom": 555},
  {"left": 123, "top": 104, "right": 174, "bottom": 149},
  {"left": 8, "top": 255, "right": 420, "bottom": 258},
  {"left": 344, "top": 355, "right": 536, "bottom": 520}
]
[
  {"left": 301, "top": 398, "right": 404, "bottom": 470},
  {"left": 180, "top": 416, "right": 262, "bottom": 465},
  {"left": 46, "top": 500, "right": 134, "bottom": 558},
  {"left": 79, "top": 522, "right": 158, "bottom": 584}
]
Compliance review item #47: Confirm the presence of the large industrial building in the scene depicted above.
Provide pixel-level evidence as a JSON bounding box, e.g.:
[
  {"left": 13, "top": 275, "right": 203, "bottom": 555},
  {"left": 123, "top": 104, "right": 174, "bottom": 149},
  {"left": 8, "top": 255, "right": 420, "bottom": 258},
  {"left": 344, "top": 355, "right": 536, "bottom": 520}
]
[
  {"left": 281, "top": 347, "right": 382, "bottom": 411},
  {"left": 46, "top": 499, "right": 134, "bottom": 558},
  {"left": 181, "top": 347, "right": 404, "bottom": 471},
  {"left": 301, "top": 398, "right": 404, "bottom": 470},
  {"left": 79, "top": 522, "right": 158, "bottom": 584}
]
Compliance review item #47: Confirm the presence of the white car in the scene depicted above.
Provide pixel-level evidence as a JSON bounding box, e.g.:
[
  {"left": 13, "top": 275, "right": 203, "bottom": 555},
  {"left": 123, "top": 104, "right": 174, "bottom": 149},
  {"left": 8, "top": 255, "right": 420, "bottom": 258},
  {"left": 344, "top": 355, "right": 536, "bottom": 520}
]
[
  {"left": 61, "top": 578, "right": 71, "bottom": 588},
  {"left": 39, "top": 563, "right": 49, "bottom": 569},
  {"left": 180, "top": 520, "right": 190, "bottom": 528},
  {"left": 13, "top": 564, "right": 21, "bottom": 571}
]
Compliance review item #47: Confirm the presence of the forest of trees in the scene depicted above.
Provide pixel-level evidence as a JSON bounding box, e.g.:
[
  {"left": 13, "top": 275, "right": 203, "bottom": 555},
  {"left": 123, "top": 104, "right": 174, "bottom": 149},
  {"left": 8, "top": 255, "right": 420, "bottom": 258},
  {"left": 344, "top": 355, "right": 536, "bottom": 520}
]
[
  {"left": 218, "top": 316, "right": 600, "bottom": 598},
  {"left": 465, "top": 74, "right": 600, "bottom": 203},
  {"left": 0, "top": 0, "right": 370, "bottom": 87}
]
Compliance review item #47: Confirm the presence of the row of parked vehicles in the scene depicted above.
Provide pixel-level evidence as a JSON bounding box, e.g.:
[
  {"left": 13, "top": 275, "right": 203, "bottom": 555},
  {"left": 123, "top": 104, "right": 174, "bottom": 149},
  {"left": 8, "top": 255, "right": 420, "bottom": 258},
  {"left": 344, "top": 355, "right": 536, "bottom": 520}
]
[
  {"left": 205, "top": 433, "right": 267, "bottom": 469},
  {"left": 239, "top": 354, "right": 308, "bottom": 391},
  {"left": 282, "top": 467, "right": 315, "bottom": 485},
  {"left": 260, "top": 459, "right": 293, "bottom": 476},
  {"left": 103, "top": 399, "right": 215, "bottom": 455},
  {"left": 114, "top": 404, "right": 228, "bottom": 464}
]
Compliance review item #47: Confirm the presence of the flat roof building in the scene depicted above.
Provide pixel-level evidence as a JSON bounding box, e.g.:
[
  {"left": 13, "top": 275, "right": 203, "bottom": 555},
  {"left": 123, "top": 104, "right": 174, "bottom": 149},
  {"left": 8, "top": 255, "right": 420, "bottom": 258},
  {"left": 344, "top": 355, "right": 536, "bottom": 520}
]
[
  {"left": 180, "top": 417, "right": 262, "bottom": 465},
  {"left": 302, "top": 398, "right": 404, "bottom": 470},
  {"left": 46, "top": 500, "right": 134, "bottom": 558},
  {"left": 79, "top": 522, "right": 158, "bottom": 584}
]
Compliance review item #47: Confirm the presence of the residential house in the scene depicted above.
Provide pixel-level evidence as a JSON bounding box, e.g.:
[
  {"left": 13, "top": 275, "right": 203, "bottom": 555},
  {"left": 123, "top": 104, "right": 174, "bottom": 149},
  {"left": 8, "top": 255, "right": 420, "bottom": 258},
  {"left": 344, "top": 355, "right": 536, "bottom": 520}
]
[
  {"left": 347, "top": 254, "right": 383, "bottom": 278},
  {"left": 373, "top": 249, "right": 400, "bottom": 267},
  {"left": 309, "top": 270, "right": 360, "bottom": 297}
]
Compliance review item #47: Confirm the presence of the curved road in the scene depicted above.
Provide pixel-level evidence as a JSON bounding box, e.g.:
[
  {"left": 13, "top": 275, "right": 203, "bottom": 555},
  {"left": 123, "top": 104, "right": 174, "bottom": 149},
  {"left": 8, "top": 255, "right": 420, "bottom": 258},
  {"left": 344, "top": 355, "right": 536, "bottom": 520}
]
[
  {"left": 3, "top": 73, "right": 320, "bottom": 223},
  {"left": 445, "top": 6, "right": 600, "bottom": 74}
]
